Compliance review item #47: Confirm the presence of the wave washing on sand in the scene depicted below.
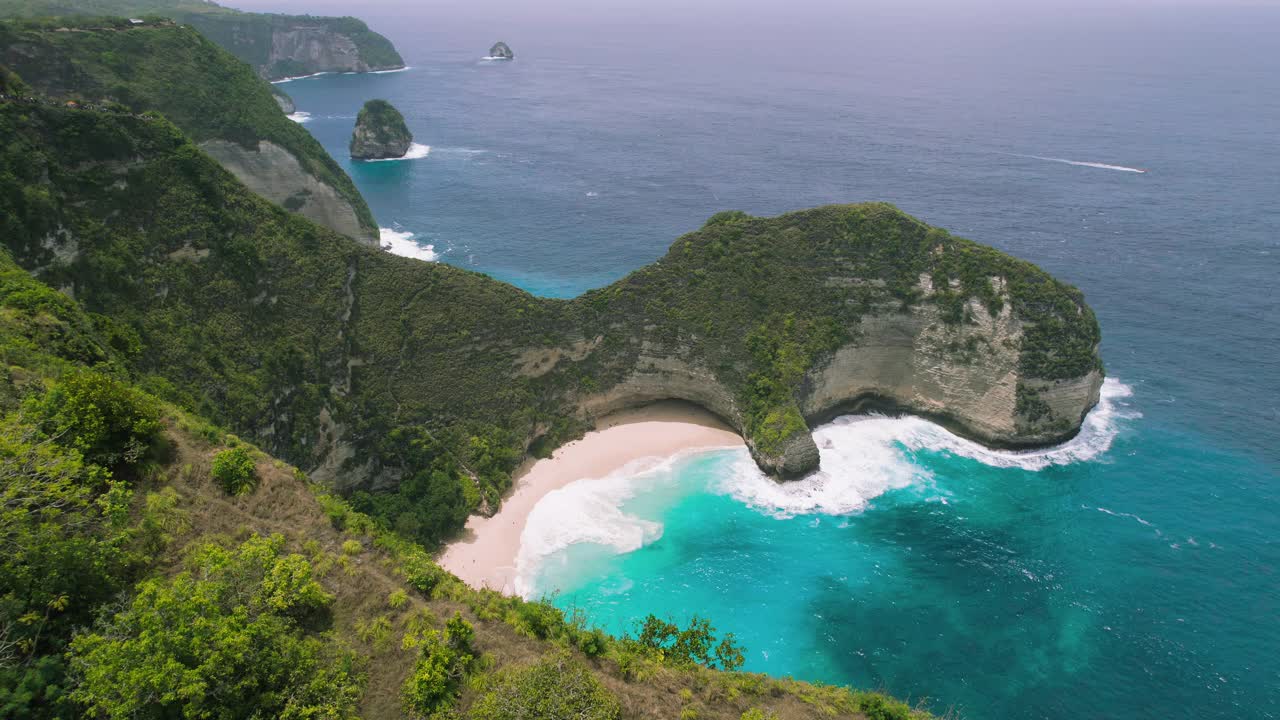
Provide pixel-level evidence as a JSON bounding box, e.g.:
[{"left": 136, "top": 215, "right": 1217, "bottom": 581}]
[
  {"left": 362, "top": 143, "right": 431, "bottom": 162},
  {"left": 514, "top": 450, "right": 715, "bottom": 597},
  {"left": 379, "top": 227, "right": 438, "bottom": 261},
  {"left": 514, "top": 379, "right": 1137, "bottom": 593},
  {"left": 1005, "top": 152, "right": 1148, "bottom": 173}
]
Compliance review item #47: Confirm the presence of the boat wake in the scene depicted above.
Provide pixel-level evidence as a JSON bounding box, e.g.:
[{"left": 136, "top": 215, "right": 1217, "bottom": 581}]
[
  {"left": 286, "top": 111, "right": 311, "bottom": 123},
  {"left": 1004, "top": 152, "right": 1148, "bottom": 173}
]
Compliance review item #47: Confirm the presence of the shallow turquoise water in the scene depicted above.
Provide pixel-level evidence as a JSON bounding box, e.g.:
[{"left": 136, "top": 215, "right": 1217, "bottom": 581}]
[
  {"left": 278, "top": 7, "right": 1280, "bottom": 717},
  {"left": 527, "top": 388, "right": 1277, "bottom": 718}
]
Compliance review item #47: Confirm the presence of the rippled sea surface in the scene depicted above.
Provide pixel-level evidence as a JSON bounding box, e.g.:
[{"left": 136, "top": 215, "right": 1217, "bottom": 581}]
[{"left": 280, "top": 8, "right": 1279, "bottom": 718}]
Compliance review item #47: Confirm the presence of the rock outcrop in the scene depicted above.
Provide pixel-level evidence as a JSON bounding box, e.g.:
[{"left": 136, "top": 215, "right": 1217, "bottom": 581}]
[
  {"left": 488, "top": 41, "right": 514, "bottom": 60},
  {"left": 350, "top": 99, "right": 412, "bottom": 160},
  {"left": 272, "top": 87, "right": 295, "bottom": 114}
]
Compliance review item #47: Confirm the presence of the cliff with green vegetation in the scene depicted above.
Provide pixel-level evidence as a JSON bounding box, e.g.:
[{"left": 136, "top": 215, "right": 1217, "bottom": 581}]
[
  {"left": 351, "top": 98, "right": 412, "bottom": 160},
  {"left": 0, "top": 96, "right": 1102, "bottom": 550},
  {"left": 0, "top": 17, "right": 379, "bottom": 243},
  {"left": 0, "top": 0, "right": 405, "bottom": 80},
  {"left": 0, "top": 226, "right": 927, "bottom": 720}
]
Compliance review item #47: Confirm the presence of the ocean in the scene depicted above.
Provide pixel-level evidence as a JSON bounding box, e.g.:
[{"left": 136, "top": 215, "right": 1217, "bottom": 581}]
[{"left": 276, "top": 7, "right": 1279, "bottom": 718}]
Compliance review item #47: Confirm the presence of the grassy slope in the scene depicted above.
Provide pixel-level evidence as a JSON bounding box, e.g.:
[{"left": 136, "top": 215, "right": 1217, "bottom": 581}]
[
  {"left": 0, "top": 18, "right": 379, "bottom": 236},
  {"left": 0, "top": 226, "right": 924, "bottom": 720},
  {"left": 0, "top": 0, "right": 404, "bottom": 78},
  {"left": 0, "top": 98, "right": 1100, "bottom": 548}
]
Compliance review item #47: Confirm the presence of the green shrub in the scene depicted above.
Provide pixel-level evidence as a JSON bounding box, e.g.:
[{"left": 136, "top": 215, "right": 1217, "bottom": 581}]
[
  {"left": 857, "top": 693, "right": 915, "bottom": 720},
  {"left": 67, "top": 535, "right": 358, "bottom": 720},
  {"left": 387, "top": 589, "right": 408, "bottom": 609},
  {"left": 469, "top": 653, "right": 619, "bottom": 720},
  {"left": 211, "top": 446, "right": 257, "bottom": 495},
  {"left": 31, "top": 369, "right": 161, "bottom": 474},
  {"left": 402, "top": 627, "right": 471, "bottom": 718}
]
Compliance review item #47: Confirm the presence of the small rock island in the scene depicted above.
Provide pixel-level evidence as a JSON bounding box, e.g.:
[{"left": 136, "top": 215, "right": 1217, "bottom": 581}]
[
  {"left": 488, "top": 41, "right": 514, "bottom": 60},
  {"left": 349, "top": 99, "right": 413, "bottom": 160}
]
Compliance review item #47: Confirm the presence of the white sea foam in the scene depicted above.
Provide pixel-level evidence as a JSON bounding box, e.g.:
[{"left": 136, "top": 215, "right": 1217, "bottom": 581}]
[
  {"left": 725, "top": 378, "right": 1137, "bottom": 517},
  {"left": 515, "top": 378, "right": 1138, "bottom": 592},
  {"left": 514, "top": 456, "right": 677, "bottom": 597},
  {"left": 368, "top": 66, "right": 411, "bottom": 74},
  {"left": 1005, "top": 152, "right": 1148, "bottom": 173},
  {"left": 361, "top": 143, "right": 431, "bottom": 162},
  {"left": 286, "top": 111, "right": 311, "bottom": 123},
  {"left": 379, "top": 227, "right": 438, "bottom": 262},
  {"left": 270, "top": 71, "right": 333, "bottom": 84}
]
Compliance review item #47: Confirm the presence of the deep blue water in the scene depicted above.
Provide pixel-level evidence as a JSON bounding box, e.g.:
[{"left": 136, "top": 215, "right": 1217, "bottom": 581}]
[{"left": 277, "top": 8, "right": 1279, "bottom": 718}]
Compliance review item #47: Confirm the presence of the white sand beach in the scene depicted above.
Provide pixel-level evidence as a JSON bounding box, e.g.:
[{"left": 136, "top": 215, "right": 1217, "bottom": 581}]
[{"left": 437, "top": 402, "right": 743, "bottom": 595}]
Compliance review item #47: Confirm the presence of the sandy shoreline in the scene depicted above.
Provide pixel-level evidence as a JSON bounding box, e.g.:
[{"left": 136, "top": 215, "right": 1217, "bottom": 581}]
[{"left": 437, "top": 402, "right": 744, "bottom": 595}]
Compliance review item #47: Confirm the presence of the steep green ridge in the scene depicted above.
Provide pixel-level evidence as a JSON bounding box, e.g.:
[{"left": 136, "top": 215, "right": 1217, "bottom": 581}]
[
  {"left": 0, "top": 17, "right": 379, "bottom": 241},
  {"left": 0, "top": 245, "right": 924, "bottom": 720},
  {"left": 0, "top": 0, "right": 404, "bottom": 80},
  {"left": 0, "top": 98, "right": 1102, "bottom": 549}
]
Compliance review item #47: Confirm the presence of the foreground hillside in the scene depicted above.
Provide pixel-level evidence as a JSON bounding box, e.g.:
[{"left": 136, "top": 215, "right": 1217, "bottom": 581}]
[
  {"left": 0, "top": 244, "right": 927, "bottom": 719},
  {"left": 0, "top": 0, "right": 404, "bottom": 80},
  {"left": 0, "top": 96, "right": 1102, "bottom": 552},
  {"left": 0, "top": 17, "right": 380, "bottom": 243}
]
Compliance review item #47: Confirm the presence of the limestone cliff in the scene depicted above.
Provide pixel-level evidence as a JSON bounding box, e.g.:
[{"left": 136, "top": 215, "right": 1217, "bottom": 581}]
[
  {"left": 350, "top": 99, "right": 412, "bottom": 160},
  {"left": 0, "top": 0, "right": 406, "bottom": 81},
  {"left": 189, "top": 13, "right": 405, "bottom": 81}
]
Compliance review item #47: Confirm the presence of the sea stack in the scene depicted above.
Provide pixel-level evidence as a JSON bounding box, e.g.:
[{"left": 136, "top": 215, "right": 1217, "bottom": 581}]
[
  {"left": 350, "top": 99, "right": 412, "bottom": 160},
  {"left": 489, "top": 41, "right": 514, "bottom": 60}
]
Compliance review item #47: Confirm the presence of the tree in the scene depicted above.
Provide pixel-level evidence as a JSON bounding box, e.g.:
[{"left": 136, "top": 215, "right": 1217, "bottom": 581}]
[{"left": 636, "top": 614, "right": 744, "bottom": 671}]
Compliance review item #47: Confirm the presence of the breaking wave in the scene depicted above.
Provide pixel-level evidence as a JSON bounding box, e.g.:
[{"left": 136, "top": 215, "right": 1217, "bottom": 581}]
[
  {"left": 516, "top": 378, "right": 1137, "bottom": 594},
  {"left": 286, "top": 111, "right": 311, "bottom": 123},
  {"left": 362, "top": 143, "right": 431, "bottom": 162},
  {"left": 379, "top": 227, "right": 438, "bottom": 262},
  {"left": 270, "top": 71, "right": 332, "bottom": 84},
  {"left": 725, "top": 378, "right": 1138, "bottom": 517}
]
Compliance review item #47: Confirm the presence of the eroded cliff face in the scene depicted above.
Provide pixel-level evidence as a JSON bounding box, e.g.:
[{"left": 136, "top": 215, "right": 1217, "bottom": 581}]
[
  {"left": 571, "top": 273, "right": 1103, "bottom": 478},
  {"left": 269, "top": 27, "right": 372, "bottom": 76},
  {"left": 201, "top": 140, "right": 379, "bottom": 246}
]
